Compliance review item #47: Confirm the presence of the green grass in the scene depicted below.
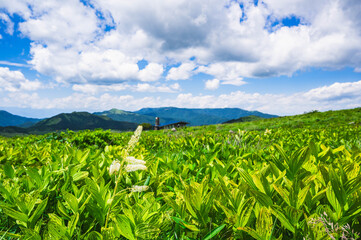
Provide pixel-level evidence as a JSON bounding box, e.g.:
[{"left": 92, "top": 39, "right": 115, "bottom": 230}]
[{"left": 1, "top": 107, "right": 361, "bottom": 239}]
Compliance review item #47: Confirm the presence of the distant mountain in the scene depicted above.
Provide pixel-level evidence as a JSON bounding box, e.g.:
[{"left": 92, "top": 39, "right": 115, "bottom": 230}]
[
  {"left": 28, "top": 112, "right": 138, "bottom": 133},
  {"left": 223, "top": 115, "right": 264, "bottom": 124},
  {"left": 0, "top": 110, "right": 41, "bottom": 127},
  {"left": 93, "top": 108, "right": 176, "bottom": 125},
  {"left": 135, "top": 107, "right": 277, "bottom": 126}
]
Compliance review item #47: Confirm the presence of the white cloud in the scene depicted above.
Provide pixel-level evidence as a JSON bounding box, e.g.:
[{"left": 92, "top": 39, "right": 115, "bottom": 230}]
[
  {"left": 138, "top": 63, "right": 163, "bottom": 82},
  {"left": 166, "top": 62, "right": 196, "bottom": 80},
  {"left": 134, "top": 83, "right": 179, "bottom": 93},
  {"left": 1, "top": 0, "right": 361, "bottom": 90},
  {"left": 0, "top": 67, "right": 42, "bottom": 92},
  {"left": 205, "top": 79, "right": 220, "bottom": 90},
  {"left": 0, "top": 13, "right": 14, "bottom": 35},
  {"left": 3, "top": 80, "right": 361, "bottom": 115},
  {"left": 198, "top": 63, "right": 247, "bottom": 86},
  {"left": 303, "top": 81, "right": 361, "bottom": 101},
  {"left": 19, "top": 0, "right": 99, "bottom": 47},
  {"left": 0, "top": 61, "right": 30, "bottom": 67},
  {"left": 72, "top": 82, "right": 179, "bottom": 94}
]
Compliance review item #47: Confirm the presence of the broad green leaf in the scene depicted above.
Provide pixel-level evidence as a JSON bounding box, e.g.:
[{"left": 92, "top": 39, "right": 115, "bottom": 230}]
[
  {"left": 238, "top": 168, "right": 257, "bottom": 190},
  {"left": 3, "top": 207, "right": 28, "bottom": 224},
  {"left": 48, "top": 220, "right": 69, "bottom": 240},
  {"left": 236, "top": 197, "right": 255, "bottom": 227},
  {"left": 249, "top": 189, "right": 273, "bottom": 207},
  {"left": 29, "top": 197, "right": 48, "bottom": 228},
  {"left": 238, "top": 227, "right": 264, "bottom": 240},
  {"left": 203, "top": 224, "right": 226, "bottom": 240},
  {"left": 270, "top": 206, "right": 295, "bottom": 233},
  {"left": 68, "top": 213, "right": 79, "bottom": 237},
  {"left": 114, "top": 215, "right": 136, "bottom": 240},
  {"left": 297, "top": 185, "right": 310, "bottom": 209},
  {"left": 62, "top": 190, "right": 79, "bottom": 214},
  {"left": 85, "top": 231, "right": 103, "bottom": 240},
  {"left": 273, "top": 184, "right": 290, "bottom": 206},
  {"left": 172, "top": 217, "right": 199, "bottom": 232},
  {"left": 72, "top": 171, "right": 89, "bottom": 182}
]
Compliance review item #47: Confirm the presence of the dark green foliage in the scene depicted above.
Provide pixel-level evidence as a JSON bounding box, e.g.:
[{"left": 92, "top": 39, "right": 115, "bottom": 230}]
[{"left": 223, "top": 115, "right": 264, "bottom": 124}]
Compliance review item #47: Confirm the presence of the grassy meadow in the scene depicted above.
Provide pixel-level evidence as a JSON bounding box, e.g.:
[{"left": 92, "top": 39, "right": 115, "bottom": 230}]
[{"left": 1, "top": 108, "right": 361, "bottom": 239}]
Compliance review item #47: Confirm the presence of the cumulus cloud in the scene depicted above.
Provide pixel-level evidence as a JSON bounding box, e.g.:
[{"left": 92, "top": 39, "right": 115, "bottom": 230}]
[
  {"left": 138, "top": 63, "right": 163, "bottom": 82},
  {"left": 1, "top": 0, "right": 361, "bottom": 116},
  {"left": 2, "top": 0, "right": 361, "bottom": 85},
  {"left": 166, "top": 62, "right": 196, "bottom": 80},
  {"left": 0, "top": 67, "right": 42, "bottom": 92},
  {"left": 205, "top": 79, "right": 220, "bottom": 90}
]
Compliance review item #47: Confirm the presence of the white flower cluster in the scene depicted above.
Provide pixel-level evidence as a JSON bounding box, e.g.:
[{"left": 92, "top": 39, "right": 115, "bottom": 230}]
[
  {"left": 109, "top": 160, "right": 121, "bottom": 175},
  {"left": 125, "top": 163, "right": 147, "bottom": 172},
  {"left": 130, "top": 185, "right": 149, "bottom": 192},
  {"left": 126, "top": 156, "right": 146, "bottom": 165},
  {"left": 127, "top": 125, "right": 143, "bottom": 153}
]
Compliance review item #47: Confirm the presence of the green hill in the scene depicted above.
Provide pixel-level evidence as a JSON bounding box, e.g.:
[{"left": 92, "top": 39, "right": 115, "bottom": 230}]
[
  {"left": 28, "top": 112, "right": 138, "bottom": 133},
  {"left": 196, "top": 108, "right": 361, "bottom": 133},
  {"left": 0, "top": 110, "right": 41, "bottom": 127},
  {"left": 223, "top": 115, "right": 264, "bottom": 124},
  {"left": 135, "top": 107, "right": 277, "bottom": 126},
  {"left": 93, "top": 108, "right": 176, "bottom": 125}
]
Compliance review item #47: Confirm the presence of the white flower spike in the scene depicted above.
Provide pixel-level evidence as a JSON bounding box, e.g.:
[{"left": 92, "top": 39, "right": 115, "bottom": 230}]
[
  {"left": 109, "top": 160, "right": 121, "bottom": 175},
  {"left": 125, "top": 164, "right": 147, "bottom": 172},
  {"left": 131, "top": 185, "right": 149, "bottom": 192},
  {"left": 126, "top": 156, "right": 146, "bottom": 165}
]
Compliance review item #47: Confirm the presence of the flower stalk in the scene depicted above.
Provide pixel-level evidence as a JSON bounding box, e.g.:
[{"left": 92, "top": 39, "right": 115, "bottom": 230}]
[{"left": 104, "top": 125, "right": 145, "bottom": 229}]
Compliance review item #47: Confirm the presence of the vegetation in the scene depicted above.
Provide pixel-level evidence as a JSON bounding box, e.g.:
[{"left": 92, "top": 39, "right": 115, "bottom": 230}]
[
  {"left": 1, "top": 108, "right": 361, "bottom": 239},
  {"left": 223, "top": 115, "right": 264, "bottom": 124}
]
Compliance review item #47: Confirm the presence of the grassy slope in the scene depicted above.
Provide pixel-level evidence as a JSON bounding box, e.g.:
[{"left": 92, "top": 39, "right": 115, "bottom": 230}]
[{"left": 195, "top": 108, "right": 361, "bottom": 133}]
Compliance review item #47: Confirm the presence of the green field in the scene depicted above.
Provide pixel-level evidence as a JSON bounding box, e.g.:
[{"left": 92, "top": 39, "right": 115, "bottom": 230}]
[{"left": 1, "top": 108, "right": 361, "bottom": 239}]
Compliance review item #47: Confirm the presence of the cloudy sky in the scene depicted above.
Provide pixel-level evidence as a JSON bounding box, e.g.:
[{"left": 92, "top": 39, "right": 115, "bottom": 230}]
[{"left": 0, "top": 0, "right": 360, "bottom": 118}]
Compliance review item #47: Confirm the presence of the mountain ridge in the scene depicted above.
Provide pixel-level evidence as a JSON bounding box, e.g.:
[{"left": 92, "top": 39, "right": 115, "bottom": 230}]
[
  {"left": 0, "top": 110, "right": 41, "bottom": 127},
  {"left": 135, "top": 107, "right": 277, "bottom": 126},
  {"left": 29, "top": 112, "right": 138, "bottom": 133}
]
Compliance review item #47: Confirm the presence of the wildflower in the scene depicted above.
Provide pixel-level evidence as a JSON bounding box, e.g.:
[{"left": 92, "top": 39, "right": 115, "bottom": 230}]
[
  {"left": 264, "top": 129, "right": 271, "bottom": 135},
  {"left": 127, "top": 125, "right": 143, "bottom": 153},
  {"left": 130, "top": 185, "right": 149, "bottom": 192},
  {"left": 109, "top": 160, "right": 121, "bottom": 175},
  {"left": 126, "top": 156, "right": 146, "bottom": 165},
  {"left": 125, "top": 164, "right": 147, "bottom": 172}
]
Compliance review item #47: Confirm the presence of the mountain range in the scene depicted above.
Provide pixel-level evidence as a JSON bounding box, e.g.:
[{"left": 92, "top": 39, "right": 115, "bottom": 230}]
[
  {"left": 0, "top": 107, "right": 277, "bottom": 135},
  {"left": 0, "top": 110, "right": 41, "bottom": 127},
  {"left": 135, "top": 107, "right": 276, "bottom": 126}
]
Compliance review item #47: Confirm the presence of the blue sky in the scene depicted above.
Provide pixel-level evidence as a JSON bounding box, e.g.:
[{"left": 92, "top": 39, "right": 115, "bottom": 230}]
[{"left": 0, "top": 0, "right": 361, "bottom": 118}]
